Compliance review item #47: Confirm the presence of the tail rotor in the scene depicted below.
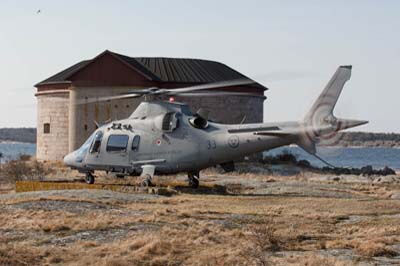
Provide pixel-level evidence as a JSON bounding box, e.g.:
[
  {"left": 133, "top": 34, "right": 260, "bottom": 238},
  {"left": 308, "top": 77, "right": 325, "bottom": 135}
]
[{"left": 298, "top": 65, "right": 368, "bottom": 154}]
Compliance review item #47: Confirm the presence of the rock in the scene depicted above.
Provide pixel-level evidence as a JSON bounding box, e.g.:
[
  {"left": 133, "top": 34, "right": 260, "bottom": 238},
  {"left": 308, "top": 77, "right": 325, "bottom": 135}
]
[
  {"left": 390, "top": 192, "right": 400, "bottom": 199},
  {"left": 297, "top": 160, "right": 311, "bottom": 168},
  {"left": 342, "top": 168, "right": 352, "bottom": 175},
  {"left": 381, "top": 166, "right": 396, "bottom": 176},
  {"left": 148, "top": 187, "right": 178, "bottom": 196},
  {"left": 333, "top": 167, "right": 344, "bottom": 175},
  {"left": 361, "top": 165, "right": 374, "bottom": 176},
  {"left": 322, "top": 166, "right": 332, "bottom": 172},
  {"left": 212, "top": 184, "right": 227, "bottom": 194},
  {"left": 277, "top": 153, "right": 297, "bottom": 164},
  {"left": 350, "top": 168, "right": 362, "bottom": 175}
]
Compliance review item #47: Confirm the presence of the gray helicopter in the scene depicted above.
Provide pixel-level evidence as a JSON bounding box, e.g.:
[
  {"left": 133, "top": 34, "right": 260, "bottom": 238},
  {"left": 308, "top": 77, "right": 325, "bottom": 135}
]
[{"left": 64, "top": 65, "right": 367, "bottom": 187}]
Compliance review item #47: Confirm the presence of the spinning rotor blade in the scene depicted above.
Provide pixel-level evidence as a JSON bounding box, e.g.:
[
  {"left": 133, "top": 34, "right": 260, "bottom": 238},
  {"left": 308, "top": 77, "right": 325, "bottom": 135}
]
[
  {"left": 75, "top": 78, "right": 259, "bottom": 104},
  {"left": 174, "top": 91, "right": 261, "bottom": 97},
  {"left": 163, "top": 78, "right": 256, "bottom": 95},
  {"left": 75, "top": 93, "right": 142, "bottom": 105}
]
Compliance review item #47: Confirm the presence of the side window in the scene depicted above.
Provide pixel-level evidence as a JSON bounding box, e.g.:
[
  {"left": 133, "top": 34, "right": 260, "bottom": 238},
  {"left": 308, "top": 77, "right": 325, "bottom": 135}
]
[
  {"left": 43, "top": 123, "right": 50, "bottom": 134},
  {"left": 106, "top": 135, "right": 129, "bottom": 152},
  {"left": 90, "top": 131, "right": 103, "bottom": 153},
  {"left": 132, "top": 135, "right": 140, "bottom": 152},
  {"left": 162, "top": 112, "right": 179, "bottom": 132}
]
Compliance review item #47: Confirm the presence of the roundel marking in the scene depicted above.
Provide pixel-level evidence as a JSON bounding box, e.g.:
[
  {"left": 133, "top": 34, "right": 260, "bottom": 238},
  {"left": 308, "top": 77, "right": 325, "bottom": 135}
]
[{"left": 228, "top": 135, "right": 239, "bottom": 148}]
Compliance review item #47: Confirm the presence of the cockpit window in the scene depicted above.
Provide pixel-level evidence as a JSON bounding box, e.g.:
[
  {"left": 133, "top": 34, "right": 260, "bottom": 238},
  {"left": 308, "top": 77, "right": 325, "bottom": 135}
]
[
  {"left": 90, "top": 131, "right": 103, "bottom": 153},
  {"left": 75, "top": 131, "right": 96, "bottom": 162},
  {"left": 162, "top": 112, "right": 179, "bottom": 132},
  {"left": 107, "top": 135, "right": 129, "bottom": 152},
  {"left": 132, "top": 135, "right": 140, "bottom": 152}
]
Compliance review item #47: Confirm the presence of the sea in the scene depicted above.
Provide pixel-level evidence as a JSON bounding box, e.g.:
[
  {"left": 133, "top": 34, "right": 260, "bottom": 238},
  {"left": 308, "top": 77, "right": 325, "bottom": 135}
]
[
  {"left": 265, "top": 146, "right": 400, "bottom": 170},
  {"left": 1, "top": 143, "right": 400, "bottom": 170},
  {"left": 0, "top": 142, "right": 36, "bottom": 163}
]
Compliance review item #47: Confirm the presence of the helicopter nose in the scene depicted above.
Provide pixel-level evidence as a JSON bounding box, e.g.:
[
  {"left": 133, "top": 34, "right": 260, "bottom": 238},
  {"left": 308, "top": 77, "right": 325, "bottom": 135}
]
[{"left": 63, "top": 153, "right": 75, "bottom": 167}]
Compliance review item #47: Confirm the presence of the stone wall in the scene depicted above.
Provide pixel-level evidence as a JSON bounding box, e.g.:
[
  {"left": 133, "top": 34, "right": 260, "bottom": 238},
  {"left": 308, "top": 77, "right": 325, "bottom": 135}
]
[{"left": 36, "top": 91, "right": 69, "bottom": 161}]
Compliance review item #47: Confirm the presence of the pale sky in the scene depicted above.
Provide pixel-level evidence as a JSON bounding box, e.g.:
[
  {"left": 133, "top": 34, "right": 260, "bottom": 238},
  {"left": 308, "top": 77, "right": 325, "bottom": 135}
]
[{"left": 0, "top": 1, "right": 399, "bottom": 132}]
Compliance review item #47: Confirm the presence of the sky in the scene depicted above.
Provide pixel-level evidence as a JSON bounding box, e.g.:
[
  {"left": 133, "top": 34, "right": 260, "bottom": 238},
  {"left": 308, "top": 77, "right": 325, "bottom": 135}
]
[{"left": 0, "top": 0, "right": 399, "bottom": 132}]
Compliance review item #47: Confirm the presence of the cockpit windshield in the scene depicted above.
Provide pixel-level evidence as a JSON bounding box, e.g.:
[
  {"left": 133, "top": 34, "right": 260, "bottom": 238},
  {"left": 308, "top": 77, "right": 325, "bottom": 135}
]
[
  {"left": 90, "top": 131, "right": 103, "bottom": 153},
  {"left": 75, "top": 131, "right": 97, "bottom": 162}
]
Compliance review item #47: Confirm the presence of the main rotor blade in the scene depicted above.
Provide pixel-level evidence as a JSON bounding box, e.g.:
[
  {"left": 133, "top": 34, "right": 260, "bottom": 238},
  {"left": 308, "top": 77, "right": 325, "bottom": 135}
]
[
  {"left": 163, "top": 78, "right": 256, "bottom": 95},
  {"left": 174, "top": 91, "right": 262, "bottom": 97},
  {"left": 119, "top": 87, "right": 159, "bottom": 95},
  {"left": 75, "top": 93, "right": 142, "bottom": 105},
  {"left": 74, "top": 79, "right": 258, "bottom": 104}
]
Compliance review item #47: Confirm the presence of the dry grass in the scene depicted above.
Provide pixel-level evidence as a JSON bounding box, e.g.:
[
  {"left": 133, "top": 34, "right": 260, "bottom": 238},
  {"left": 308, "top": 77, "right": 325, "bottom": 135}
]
[
  {"left": 0, "top": 243, "right": 43, "bottom": 266},
  {"left": 1, "top": 162, "right": 400, "bottom": 265},
  {"left": 1, "top": 191, "right": 399, "bottom": 265}
]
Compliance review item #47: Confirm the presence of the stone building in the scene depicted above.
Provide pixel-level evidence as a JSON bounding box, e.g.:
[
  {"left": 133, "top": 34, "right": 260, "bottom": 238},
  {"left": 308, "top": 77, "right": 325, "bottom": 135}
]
[{"left": 35, "top": 50, "right": 267, "bottom": 161}]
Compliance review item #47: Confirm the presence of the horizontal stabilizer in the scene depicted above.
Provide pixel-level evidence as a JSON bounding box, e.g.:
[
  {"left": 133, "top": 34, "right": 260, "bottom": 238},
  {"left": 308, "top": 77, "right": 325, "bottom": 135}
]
[{"left": 336, "top": 118, "right": 369, "bottom": 130}]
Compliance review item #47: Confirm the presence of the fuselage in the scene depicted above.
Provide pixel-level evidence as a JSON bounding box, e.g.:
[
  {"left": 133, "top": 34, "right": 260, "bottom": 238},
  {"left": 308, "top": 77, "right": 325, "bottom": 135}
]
[{"left": 63, "top": 101, "right": 300, "bottom": 175}]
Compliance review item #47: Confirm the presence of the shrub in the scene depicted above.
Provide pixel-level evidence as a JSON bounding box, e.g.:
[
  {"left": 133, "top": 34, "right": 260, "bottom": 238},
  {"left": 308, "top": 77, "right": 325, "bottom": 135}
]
[
  {"left": 240, "top": 217, "right": 281, "bottom": 266},
  {"left": 19, "top": 154, "right": 32, "bottom": 161},
  {"left": 0, "top": 160, "right": 52, "bottom": 183},
  {"left": 262, "top": 150, "right": 298, "bottom": 165},
  {"left": 1, "top": 160, "right": 31, "bottom": 181}
]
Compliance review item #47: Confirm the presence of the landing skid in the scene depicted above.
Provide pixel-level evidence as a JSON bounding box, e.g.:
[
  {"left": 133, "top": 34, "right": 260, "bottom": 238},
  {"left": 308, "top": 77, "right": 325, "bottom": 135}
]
[
  {"left": 85, "top": 172, "right": 95, "bottom": 184},
  {"left": 140, "top": 165, "right": 156, "bottom": 187},
  {"left": 141, "top": 174, "right": 153, "bottom": 187},
  {"left": 188, "top": 171, "right": 200, "bottom": 189}
]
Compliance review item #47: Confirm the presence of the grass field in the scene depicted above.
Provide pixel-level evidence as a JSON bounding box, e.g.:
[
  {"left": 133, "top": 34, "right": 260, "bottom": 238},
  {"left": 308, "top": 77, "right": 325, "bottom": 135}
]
[{"left": 0, "top": 166, "right": 400, "bottom": 265}]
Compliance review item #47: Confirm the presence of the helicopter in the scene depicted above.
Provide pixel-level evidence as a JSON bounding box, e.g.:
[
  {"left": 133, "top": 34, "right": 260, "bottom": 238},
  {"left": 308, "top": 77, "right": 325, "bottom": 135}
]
[{"left": 63, "top": 65, "right": 368, "bottom": 188}]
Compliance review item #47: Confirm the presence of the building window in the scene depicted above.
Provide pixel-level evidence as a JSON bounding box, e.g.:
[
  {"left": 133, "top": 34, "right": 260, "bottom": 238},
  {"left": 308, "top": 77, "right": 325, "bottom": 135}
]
[
  {"left": 43, "top": 123, "right": 50, "bottom": 134},
  {"left": 106, "top": 135, "right": 129, "bottom": 152},
  {"left": 84, "top": 124, "right": 88, "bottom": 131}
]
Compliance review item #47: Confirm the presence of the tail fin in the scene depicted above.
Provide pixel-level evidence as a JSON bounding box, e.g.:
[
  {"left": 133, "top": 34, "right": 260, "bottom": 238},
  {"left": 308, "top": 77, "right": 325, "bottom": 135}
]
[
  {"left": 297, "top": 65, "right": 368, "bottom": 154},
  {"left": 304, "top": 65, "right": 352, "bottom": 123}
]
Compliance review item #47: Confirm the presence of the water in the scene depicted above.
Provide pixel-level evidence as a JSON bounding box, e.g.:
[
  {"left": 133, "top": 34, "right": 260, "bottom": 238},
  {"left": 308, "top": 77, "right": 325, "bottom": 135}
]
[
  {"left": 1, "top": 143, "right": 400, "bottom": 170},
  {"left": 265, "top": 146, "right": 400, "bottom": 170},
  {"left": 0, "top": 143, "right": 36, "bottom": 162}
]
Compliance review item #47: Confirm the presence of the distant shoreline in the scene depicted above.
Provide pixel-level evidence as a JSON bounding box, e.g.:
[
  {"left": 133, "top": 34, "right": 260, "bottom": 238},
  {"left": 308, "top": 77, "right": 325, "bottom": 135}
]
[
  {"left": 321, "top": 143, "right": 400, "bottom": 148},
  {"left": 0, "top": 141, "right": 35, "bottom": 145},
  {"left": 320, "top": 145, "right": 400, "bottom": 149},
  {"left": 0, "top": 128, "right": 36, "bottom": 144}
]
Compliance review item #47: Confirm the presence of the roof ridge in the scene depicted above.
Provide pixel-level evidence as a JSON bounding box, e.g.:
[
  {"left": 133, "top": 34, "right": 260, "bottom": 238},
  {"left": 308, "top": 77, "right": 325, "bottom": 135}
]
[{"left": 133, "top": 56, "right": 225, "bottom": 64}]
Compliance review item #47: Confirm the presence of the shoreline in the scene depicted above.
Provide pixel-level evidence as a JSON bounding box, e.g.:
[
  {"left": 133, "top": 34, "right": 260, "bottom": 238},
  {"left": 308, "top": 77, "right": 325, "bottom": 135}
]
[{"left": 0, "top": 141, "right": 36, "bottom": 145}]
